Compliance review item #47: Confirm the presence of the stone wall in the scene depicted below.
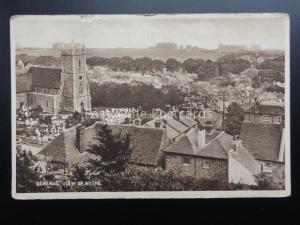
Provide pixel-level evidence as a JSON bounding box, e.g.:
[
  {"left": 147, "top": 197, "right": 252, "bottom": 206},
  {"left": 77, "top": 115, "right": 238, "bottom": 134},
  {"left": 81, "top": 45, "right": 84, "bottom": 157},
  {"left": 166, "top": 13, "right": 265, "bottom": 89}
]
[
  {"left": 28, "top": 92, "right": 60, "bottom": 114},
  {"left": 165, "top": 153, "right": 228, "bottom": 180}
]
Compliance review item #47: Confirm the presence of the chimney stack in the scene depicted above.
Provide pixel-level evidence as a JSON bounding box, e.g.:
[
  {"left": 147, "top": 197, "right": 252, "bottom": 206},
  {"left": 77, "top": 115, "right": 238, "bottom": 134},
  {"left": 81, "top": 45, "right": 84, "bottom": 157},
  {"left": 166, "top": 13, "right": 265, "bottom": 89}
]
[
  {"left": 231, "top": 135, "right": 240, "bottom": 152},
  {"left": 197, "top": 129, "right": 206, "bottom": 149},
  {"left": 154, "top": 119, "right": 162, "bottom": 128}
]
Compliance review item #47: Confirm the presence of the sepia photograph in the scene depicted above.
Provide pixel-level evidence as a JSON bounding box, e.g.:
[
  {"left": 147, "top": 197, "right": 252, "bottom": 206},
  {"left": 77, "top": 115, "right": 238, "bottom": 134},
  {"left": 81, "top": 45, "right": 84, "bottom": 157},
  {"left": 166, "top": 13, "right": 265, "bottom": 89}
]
[{"left": 10, "top": 14, "right": 290, "bottom": 199}]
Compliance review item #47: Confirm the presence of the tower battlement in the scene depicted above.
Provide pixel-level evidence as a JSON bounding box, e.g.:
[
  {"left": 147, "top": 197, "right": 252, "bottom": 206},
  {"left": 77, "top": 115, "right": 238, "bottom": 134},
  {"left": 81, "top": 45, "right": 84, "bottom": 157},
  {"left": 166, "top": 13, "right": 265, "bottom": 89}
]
[{"left": 61, "top": 47, "right": 86, "bottom": 56}]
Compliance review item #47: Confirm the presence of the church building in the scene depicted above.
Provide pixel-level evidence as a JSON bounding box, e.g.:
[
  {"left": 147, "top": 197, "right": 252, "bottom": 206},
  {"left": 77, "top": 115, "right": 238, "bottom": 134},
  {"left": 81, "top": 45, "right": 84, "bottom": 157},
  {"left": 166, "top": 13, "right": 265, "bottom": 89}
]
[{"left": 16, "top": 44, "right": 91, "bottom": 114}]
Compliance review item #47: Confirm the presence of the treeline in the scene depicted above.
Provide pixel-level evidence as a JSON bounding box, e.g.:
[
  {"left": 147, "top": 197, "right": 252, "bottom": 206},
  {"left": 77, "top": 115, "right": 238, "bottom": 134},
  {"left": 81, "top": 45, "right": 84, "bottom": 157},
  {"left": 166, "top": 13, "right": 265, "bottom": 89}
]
[
  {"left": 16, "top": 53, "right": 61, "bottom": 68},
  {"left": 87, "top": 55, "right": 252, "bottom": 80},
  {"left": 256, "top": 56, "right": 285, "bottom": 73},
  {"left": 90, "top": 82, "right": 185, "bottom": 110}
]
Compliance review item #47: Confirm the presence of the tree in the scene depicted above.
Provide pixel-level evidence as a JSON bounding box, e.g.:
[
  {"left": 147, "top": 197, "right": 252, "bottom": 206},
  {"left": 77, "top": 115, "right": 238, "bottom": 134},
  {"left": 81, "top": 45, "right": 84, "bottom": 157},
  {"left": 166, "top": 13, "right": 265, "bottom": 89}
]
[
  {"left": 73, "top": 111, "right": 82, "bottom": 122},
  {"left": 182, "top": 58, "right": 198, "bottom": 73},
  {"left": 165, "top": 58, "right": 181, "bottom": 72},
  {"left": 254, "top": 172, "right": 274, "bottom": 190},
  {"left": 87, "top": 124, "right": 132, "bottom": 174},
  {"left": 99, "top": 166, "right": 233, "bottom": 192},
  {"left": 224, "top": 102, "right": 244, "bottom": 136},
  {"left": 151, "top": 59, "right": 165, "bottom": 72},
  {"left": 16, "top": 150, "right": 44, "bottom": 193}
]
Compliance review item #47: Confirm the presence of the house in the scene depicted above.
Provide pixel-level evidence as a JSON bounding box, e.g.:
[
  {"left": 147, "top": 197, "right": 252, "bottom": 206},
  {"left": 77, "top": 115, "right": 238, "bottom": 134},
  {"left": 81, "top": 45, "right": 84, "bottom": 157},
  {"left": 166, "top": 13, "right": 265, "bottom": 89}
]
[
  {"left": 240, "top": 121, "right": 285, "bottom": 188},
  {"left": 16, "top": 43, "right": 91, "bottom": 114},
  {"left": 195, "top": 108, "right": 223, "bottom": 131},
  {"left": 143, "top": 114, "right": 197, "bottom": 142},
  {"left": 244, "top": 100, "right": 284, "bottom": 124},
  {"left": 164, "top": 128, "right": 261, "bottom": 185},
  {"left": 37, "top": 122, "right": 169, "bottom": 168}
]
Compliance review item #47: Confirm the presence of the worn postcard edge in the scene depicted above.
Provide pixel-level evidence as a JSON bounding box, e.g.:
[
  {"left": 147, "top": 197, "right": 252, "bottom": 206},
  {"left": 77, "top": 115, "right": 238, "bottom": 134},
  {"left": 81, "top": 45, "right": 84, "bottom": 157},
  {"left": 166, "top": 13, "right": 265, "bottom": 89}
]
[{"left": 10, "top": 13, "right": 291, "bottom": 199}]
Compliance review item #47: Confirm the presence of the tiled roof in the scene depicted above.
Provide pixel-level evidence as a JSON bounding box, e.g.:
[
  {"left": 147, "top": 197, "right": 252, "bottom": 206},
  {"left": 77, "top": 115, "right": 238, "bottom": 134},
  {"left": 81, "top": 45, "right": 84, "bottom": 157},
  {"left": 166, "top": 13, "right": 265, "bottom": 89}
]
[
  {"left": 179, "top": 116, "right": 197, "bottom": 128},
  {"left": 38, "top": 123, "right": 166, "bottom": 167},
  {"left": 28, "top": 66, "right": 62, "bottom": 89},
  {"left": 197, "top": 132, "right": 233, "bottom": 159},
  {"left": 164, "top": 129, "right": 260, "bottom": 175},
  {"left": 240, "top": 121, "right": 283, "bottom": 161},
  {"left": 16, "top": 73, "right": 32, "bottom": 93},
  {"left": 164, "top": 134, "right": 195, "bottom": 155},
  {"left": 144, "top": 116, "right": 192, "bottom": 140},
  {"left": 100, "top": 123, "right": 166, "bottom": 166},
  {"left": 164, "top": 130, "right": 233, "bottom": 160},
  {"left": 230, "top": 143, "right": 261, "bottom": 174},
  {"left": 37, "top": 127, "right": 99, "bottom": 164}
]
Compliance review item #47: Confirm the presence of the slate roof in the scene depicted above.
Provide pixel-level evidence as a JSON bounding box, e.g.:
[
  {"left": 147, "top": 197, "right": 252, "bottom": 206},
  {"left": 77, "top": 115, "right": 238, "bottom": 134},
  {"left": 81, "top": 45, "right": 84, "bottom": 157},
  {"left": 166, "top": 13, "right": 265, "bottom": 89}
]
[
  {"left": 240, "top": 121, "right": 283, "bottom": 161},
  {"left": 144, "top": 116, "right": 195, "bottom": 140},
  {"left": 16, "top": 73, "right": 32, "bottom": 93},
  {"left": 28, "top": 66, "right": 62, "bottom": 89},
  {"left": 246, "top": 103, "right": 284, "bottom": 115}
]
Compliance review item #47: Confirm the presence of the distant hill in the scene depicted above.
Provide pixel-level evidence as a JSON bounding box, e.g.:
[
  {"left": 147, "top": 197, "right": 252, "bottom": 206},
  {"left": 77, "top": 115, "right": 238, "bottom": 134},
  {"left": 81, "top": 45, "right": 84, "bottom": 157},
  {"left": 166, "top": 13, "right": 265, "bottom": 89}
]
[{"left": 16, "top": 43, "right": 283, "bottom": 62}]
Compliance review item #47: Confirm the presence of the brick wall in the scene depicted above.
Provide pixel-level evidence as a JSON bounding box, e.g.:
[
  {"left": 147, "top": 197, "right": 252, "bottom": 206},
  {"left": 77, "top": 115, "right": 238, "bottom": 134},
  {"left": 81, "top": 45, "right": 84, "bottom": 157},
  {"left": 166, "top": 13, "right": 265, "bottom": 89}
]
[{"left": 165, "top": 153, "right": 228, "bottom": 180}]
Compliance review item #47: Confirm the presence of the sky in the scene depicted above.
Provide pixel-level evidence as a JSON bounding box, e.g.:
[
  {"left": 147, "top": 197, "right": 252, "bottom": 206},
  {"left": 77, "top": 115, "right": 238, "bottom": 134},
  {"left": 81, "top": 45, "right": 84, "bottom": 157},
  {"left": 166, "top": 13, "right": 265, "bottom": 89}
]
[{"left": 11, "top": 14, "right": 288, "bottom": 50}]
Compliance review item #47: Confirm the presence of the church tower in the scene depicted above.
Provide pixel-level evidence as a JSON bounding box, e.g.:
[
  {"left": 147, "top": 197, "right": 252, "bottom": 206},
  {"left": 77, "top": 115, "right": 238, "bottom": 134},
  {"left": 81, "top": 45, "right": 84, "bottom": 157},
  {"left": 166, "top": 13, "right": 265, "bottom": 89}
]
[{"left": 61, "top": 44, "right": 91, "bottom": 113}]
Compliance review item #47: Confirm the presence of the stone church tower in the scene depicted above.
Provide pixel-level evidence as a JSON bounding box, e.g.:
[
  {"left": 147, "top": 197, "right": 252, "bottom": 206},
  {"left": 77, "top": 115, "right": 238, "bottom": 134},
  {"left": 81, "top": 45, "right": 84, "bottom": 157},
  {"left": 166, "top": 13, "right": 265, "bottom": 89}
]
[{"left": 61, "top": 45, "right": 91, "bottom": 112}]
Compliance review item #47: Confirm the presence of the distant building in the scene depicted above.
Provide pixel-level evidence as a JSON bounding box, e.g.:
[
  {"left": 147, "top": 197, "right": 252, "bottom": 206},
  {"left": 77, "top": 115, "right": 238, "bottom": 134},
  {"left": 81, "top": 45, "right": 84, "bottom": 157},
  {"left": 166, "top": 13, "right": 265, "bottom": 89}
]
[
  {"left": 16, "top": 59, "right": 25, "bottom": 75},
  {"left": 16, "top": 44, "right": 91, "bottom": 114},
  {"left": 250, "top": 44, "right": 262, "bottom": 51},
  {"left": 244, "top": 101, "right": 284, "bottom": 124},
  {"left": 218, "top": 44, "right": 247, "bottom": 51}
]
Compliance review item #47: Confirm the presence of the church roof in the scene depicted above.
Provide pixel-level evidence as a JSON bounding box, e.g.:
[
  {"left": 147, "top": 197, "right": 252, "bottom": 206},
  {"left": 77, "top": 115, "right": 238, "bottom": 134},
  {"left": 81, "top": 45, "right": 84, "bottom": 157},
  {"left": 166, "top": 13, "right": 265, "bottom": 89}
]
[{"left": 28, "top": 66, "right": 62, "bottom": 89}]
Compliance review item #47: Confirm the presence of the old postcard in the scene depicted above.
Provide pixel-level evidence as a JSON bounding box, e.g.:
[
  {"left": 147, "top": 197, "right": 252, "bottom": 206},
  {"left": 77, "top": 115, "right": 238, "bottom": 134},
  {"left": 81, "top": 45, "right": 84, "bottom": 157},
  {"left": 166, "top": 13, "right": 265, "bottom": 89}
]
[{"left": 11, "top": 14, "right": 290, "bottom": 199}]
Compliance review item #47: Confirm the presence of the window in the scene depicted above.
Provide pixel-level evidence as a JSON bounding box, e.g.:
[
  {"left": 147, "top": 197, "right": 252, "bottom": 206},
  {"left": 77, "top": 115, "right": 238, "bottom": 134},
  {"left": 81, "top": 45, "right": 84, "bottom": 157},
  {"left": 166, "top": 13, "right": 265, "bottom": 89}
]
[
  {"left": 202, "top": 159, "right": 210, "bottom": 169},
  {"left": 79, "top": 60, "right": 81, "bottom": 68},
  {"left": 262, "top": 162, "right": 273, "bottom": 174},
  {"left": 79, "top": 76, "right": 82, "bottom": 80},
  {"left": 262, "top": 114, "right": 270, "bottom": 124},
  {"left": 277, "top": 116, "right": 282, "bottom": 124},
  {"left": 182, "top": 157, "right": 191, "bottom": 166},
  {"left": 46, "top": 100, "right": 48, "bottom": 107},
  {"left": 79, "top": 82, "right": 84, "bottom": 94}
]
